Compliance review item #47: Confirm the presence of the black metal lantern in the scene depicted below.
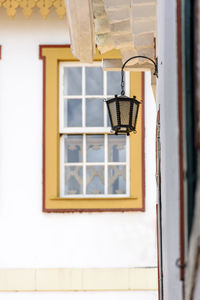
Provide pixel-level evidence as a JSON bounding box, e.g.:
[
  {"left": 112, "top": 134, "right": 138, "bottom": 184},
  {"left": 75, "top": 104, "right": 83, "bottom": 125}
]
[
  {"left": 106, "top": 94, "right": 140, "bottom": 135},
  {"left": 106, "top": 56, "right": 158, "bottom": 135}
]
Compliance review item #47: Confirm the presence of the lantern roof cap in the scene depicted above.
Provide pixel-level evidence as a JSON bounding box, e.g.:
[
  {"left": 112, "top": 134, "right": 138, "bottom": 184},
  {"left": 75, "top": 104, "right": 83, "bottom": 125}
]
[{"left": 105, "top": 94, "right": 141, "bottom": 103}]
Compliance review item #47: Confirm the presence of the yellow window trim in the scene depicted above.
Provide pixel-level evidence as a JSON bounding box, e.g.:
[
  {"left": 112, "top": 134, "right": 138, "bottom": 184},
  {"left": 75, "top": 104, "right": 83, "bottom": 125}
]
[{"left": 40, "top": 45, "right": 145, "bottom": 212}]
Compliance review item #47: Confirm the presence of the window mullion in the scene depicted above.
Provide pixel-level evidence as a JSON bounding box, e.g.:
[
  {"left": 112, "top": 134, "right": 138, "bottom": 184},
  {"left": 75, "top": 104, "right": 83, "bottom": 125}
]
[
  {"left": 60, "top": 135, "right": 65, "bottom": 197},
  {"left": 83, "top": 67, "right": 86, "bottom": 196},
  {"left": 126, "top": 135, "right": 130, "bottom": 196},
  {"left": 60, "top": 66, "right": 65, "bottom": 197},
  {"left": 104, "top": 71, "right": 108, "bottom": 195},
  {"left": 60, "top": 65, "right": 64, "bottom": 132},
  {"left": 83, "top": 66, "right": 85, "bottom": 128},
  {"left": 104, "top": 70, "right": 107, "bottom": 127},
  {"left": 105, "top": 134, "right": 108, "bottom": 195},
  {"left": 83, "top": 135, "right": 86, "bottom": 196}
]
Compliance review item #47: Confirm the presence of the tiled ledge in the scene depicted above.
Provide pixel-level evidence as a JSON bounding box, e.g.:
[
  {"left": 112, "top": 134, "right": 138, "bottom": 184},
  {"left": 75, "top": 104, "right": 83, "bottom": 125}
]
[{"left": 0, "top": 268, "right": 158, "bottom": 291}]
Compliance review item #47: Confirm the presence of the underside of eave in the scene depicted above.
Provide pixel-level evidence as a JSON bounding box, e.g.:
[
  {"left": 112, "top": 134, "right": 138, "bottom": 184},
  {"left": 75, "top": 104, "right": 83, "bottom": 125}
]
[
  {"left": 65, "top": 0, "right": 156, "bottom": 64},
  {"left": 1, "top": 0, "right": 157, "bottom": 97},
  {"left": 65, "top": 0, "right": 157, "bottom": 97}
]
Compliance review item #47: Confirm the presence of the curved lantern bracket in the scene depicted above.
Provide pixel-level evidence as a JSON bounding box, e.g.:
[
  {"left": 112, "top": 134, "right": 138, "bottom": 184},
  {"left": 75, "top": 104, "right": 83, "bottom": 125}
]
[{"left": 121, "top": 56, "right": 158, "bottom": 95}]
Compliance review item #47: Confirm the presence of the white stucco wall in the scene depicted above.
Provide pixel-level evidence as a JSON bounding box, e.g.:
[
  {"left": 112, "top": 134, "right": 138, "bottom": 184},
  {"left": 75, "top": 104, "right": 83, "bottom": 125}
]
[
  {"left": 157, "top": 0, "right": 183, "bottom": 298},
  {"left": 0, "top": 8, "right": 157, "bottom": 299}
]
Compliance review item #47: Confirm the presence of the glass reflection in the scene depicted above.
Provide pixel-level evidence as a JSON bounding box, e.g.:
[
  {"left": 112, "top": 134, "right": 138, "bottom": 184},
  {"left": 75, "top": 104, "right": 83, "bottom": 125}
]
[
  {"left": 86, "top": 67, "right": 103, "bottom": 95},
  {"left": 86, "top": 166, "right": 104, "bottom": 194},
  {"left": 108, "top": 165, "right": 126, "bottom": 194},
  {"left": 64, "top": 99, "right": 82, "bottom": 127},
  {"left": 86, "top": 98, "right": 104, "bottom": 127},
  {"left": 64, "top": 166, "right": 83, "bottom": 195},
  {"left": 107, "top": 71, "right": 122, "bottom": 95},
  {"left": 64, "top": 67, "right": 82, "bottom": 95},
  {"left": 108, "top": 135, "right": 126, "bottom": 162},
  {"left": 64, "top": 135, "right": 83, "bottom": 163},
  {"left": 86, "top": 135, "right": 104, "bottom": 162}
]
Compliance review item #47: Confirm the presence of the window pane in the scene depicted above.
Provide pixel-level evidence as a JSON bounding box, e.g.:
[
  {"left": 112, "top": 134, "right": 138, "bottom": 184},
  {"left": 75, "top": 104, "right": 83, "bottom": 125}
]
[
  {"left": 86, "top": 166, "right": 104, "bottom": 194},
  {"left": 64, "top": 99, "right": 82, "bottom": 127},
  {"left": 108, "top": 166, "right": 126, "bottom": 194},
  {"left": 107, "top": 113, "right": 111, "bottom": 127},
  {"left": 107, "top": 71, "right": 122, "bottom": 95},
  {"left": 64, "top": 67, "right": 82, "bottom": 95},
  {"left": 86, "top": 98, "right": 104, "bottom": 127},
  {"left": 86, "top": 67, "right": 103, "bottom": 95},
  {"left": 86, "top": 135, "right": 104, "bottom": 162},
  {"left": 108, "top": 135, "right": 126, "bottom": 162},
  {"left": 64, "top": 135, "right": 83, "bottom": 163},
  {"left": 64, "top": 166, "right": 83, "bottom": 195}
]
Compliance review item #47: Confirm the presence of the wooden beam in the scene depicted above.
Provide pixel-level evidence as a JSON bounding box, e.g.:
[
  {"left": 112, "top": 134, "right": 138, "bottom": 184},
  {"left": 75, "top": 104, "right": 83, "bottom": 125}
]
[{"left": 65, "top": 0, "right": 95, "bottom": 62}]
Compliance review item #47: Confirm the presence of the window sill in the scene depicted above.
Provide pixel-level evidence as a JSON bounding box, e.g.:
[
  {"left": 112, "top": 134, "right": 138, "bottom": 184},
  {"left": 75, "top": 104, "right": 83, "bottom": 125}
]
[
  {"left": 43, "top": 196, "right": 144, "bottom": 213},
  {"left": 51, "top": 196, "right": 138, "bottom": 201}
]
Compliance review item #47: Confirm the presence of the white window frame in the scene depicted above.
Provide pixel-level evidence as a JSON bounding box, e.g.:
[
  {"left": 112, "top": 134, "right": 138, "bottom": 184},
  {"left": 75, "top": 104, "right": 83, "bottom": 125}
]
[{"left": 59, "top": 62, "right": 130, "bottom": 198}]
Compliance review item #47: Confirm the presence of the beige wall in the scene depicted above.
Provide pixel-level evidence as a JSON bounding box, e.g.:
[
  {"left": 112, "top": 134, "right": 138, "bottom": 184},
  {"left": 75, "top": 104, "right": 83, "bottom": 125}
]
[{"left": 0, "top": 268, "right": 157, "bottom": 291}]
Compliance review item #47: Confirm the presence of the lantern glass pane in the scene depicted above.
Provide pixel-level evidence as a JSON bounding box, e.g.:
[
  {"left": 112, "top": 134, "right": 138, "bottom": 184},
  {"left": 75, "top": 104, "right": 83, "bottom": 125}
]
[
  {"left": 132, "top": 102, "right": 139, "bottom": 128},
  {"left": 107, "top": 113, "right": 111, "bottom": 127},
  {"left": 108, "top": 166, "right": 126, "bottom": 194},
  {"left": 64, "top": 166, "right": 83, "bottom": 195},
  {"left": 107, "top": 71, "right": 121, "bottom": 95},
  {"left": 108, "top": 101, "right": 118, "bottom": 127},
  {"left": 119, "top": 100, "right": 130, "bottom": 126},
  {"left": 86, "top": 98, "right": 104, "bottom": 127},
  {"left": 108, "top": 135, "right": 126, "bottom": 162},
  {"left": 86, "top": 67, "right": 103, "bottom": 95},
  {"left": 64, "top": 135, "right": 83, "bottom": 163},
  {"left": 86, "top": 135, "right": 104, "bottom": 162},
  {"left": 64, "top": 99, "right": 82, "bottom": 127},
  {"left": 86, "top": 166, "right": 104, "bottom": 195},
  {"left": 64, "top": 67, "right": 82, "bottom": 95}
]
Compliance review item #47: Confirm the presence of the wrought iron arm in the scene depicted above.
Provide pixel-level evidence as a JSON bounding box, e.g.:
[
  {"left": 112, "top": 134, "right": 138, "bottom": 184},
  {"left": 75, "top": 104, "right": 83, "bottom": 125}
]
[{"left": 121, "top": 56, "right": 158, "bottom": 95}]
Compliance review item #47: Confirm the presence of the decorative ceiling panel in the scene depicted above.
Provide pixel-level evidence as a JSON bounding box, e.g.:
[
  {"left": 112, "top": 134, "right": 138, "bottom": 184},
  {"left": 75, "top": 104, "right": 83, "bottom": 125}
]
[{"left": 0, "top": 0, "right": 66, "bottom": 18}]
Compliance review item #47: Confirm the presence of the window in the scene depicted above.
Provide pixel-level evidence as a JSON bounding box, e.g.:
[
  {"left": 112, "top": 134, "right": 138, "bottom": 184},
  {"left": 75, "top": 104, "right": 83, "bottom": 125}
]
[
  {"left": 60, "top": 63, "right": 130, "bottom": 198},
  {"left": 40, "top": 45, "right": 144, "bottom": 212}
]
